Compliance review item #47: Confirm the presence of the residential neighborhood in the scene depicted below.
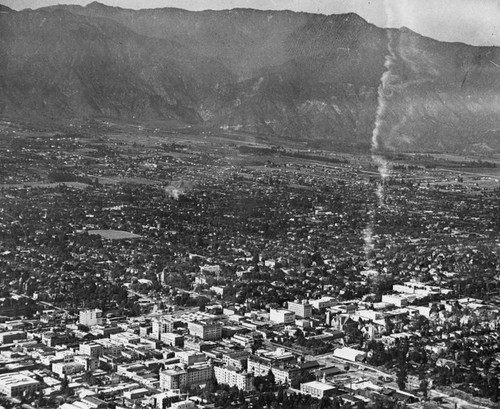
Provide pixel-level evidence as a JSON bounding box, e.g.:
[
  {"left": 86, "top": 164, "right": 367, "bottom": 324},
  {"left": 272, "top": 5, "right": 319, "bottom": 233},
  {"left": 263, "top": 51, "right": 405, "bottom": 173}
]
[{"left": 0, "top": 118, "right": 499, "bottom": 409}]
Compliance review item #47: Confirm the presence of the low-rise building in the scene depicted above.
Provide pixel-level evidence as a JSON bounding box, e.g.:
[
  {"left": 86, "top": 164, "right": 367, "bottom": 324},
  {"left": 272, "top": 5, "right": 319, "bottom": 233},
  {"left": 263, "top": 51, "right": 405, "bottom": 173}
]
[
  {"left": 176, "top": 351, "right": 206, "bottom": 366},
  {"left": 381, "top": 294, "right": 409, "bottom": 308},
  {"left": 270, "top": 309, "right": 295, "bottom": 324},
  {"left": 151, "top": 316, "right": 183, "bottom": 340},
  {"left": 300, "top": 381, "right": 338, "bottom": 398},
  {"left": 247, "top": 350, "right": 296, "bottom": 378},
  {"left": 392, "top": 282, "right": 443, "bottom": 297},
  {"left": 52, "top": 361, "right": 85, "bottom": 377},
  {"left": 124, "top": 388, "right": 149, "bottom": 400},
  {"left": 161, "top": 332, "right": 184, "bottom": 348},
  {"left": 210, "top": 286, "right": 225, "bottom": 297},
  {"left": 160, "top": 363, "right": 213, "bottom": 391},
  {"left": 310, "top": 297, "right": 336, "bottom": 310},
  {"left": 171, "top": 401, "right": 197, "bottom": 409},
  {"left": 0, "top": 372, "right": 40, "bottom": 397},
  {"left": 187, "top": 320, "right": 222, "bottom": 341},
  {"left": 74, "top": 355, "right": 99, "bottom": 372},
  {"left": 333, "top": 347, "right": 366, "bottom": 362},
  {"left": 230, "top": 334, "right": 254, "bottom": 349},
  {"left": 117, "top": 363, "right": 160, "bottom": 388},
  {"left": 41, "top": 332, "right": 72, "bottom": 347},
  {"left": 214, "top": 365, "right": 254, "bottom": 391},
  {"left": 222, "top": 351, "right": 249, "bottom": 370},
  {"left": 79, "top": 343, "right": 102, "bottom": 359},
  {"left": 0, "top": 331, "right": 27, "bottom": 344},
  {"left": 109, "top": 331, "right": 140, "bottom": 346}
]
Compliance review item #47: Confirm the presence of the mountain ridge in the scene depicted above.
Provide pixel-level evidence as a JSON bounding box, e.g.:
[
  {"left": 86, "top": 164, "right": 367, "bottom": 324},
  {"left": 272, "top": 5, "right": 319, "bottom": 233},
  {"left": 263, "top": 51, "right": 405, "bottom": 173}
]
[
  {"left": 1, "top": 3, "right": 500, "bottom": 152},
  {"left": 0, "top": 4, "right": 13, "bottom": 12}
]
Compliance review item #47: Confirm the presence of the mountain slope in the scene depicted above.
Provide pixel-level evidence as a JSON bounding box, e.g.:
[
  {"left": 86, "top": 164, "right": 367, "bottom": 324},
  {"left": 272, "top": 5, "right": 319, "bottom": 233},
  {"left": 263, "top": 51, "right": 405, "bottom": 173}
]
[
  {"left": 0, "top": 7, "right": 234, "bottom": 122},
  {"left": 60, "top": 2, "right": 315, "bottom": 80},
  {"left": 1, "top": 3, "right": 500, "bottom": 152}
]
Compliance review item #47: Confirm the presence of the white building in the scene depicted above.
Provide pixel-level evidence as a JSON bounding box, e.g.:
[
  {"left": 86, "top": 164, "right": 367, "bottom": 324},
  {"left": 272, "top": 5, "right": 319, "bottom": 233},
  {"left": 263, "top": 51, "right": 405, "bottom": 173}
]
[
  {"left": 110, "top": 331, "right": 140, "bottom": 346},
  {"left": 200, "top": 265, "right": 221, "bottom": 274},
  {"left": 287, "top": 301, "right": 313, "bottom": 318},
  {"left": 333, "top": 347, "right": 366, "bottom": 362},
  {"left": 152, "top": 316, "right": 180, "bottom": 340},
  {"left": 210, "top": 286, "right": 225, "bottom": 296},
  {"left": 381, "top": 294, "right": 409, "bottom": 307},
  {"left": 52, "top": 361, "right": 85, "bottom": 377},
  {"left": 300, "top": 381, "right": 337, "bottom": 398},
  {"left": 79, "top": 343, "right": 102, "bottom": 359},
  {"left": 214, "top": 365, "right": 254, "bottom": 392},
  {"left": 231, "top": 334, "right": 254, "bottom": 349},
  {"left": 79, "top": 309, "right": 103, "bottom": 327},
  {"left": 160, "top": 363, "right": 213, "bottom": 391},
  {"left": 74, "top": 355, "right": 99, "bottom": 372},
  {"left": 393, "top": 281, "right": 444, "bottom": 297},
  {"left": 269, "top": 309, "right": 295, "bottom": 324},
  {"left": 0, "top": 372, "right": 40, "bottom": 397},
  {"left": 176, "top": 351, "right": 206, "bottom": 366},
  {"left": 171, "top": 401, "right": 197, "bottom": 409},
  {"left": 310, "top": 297, "right": 336, "bottom": 310},
  {"left": 356, "top": 309, "right": 383, "bottom": 321},
  {"left": 187, "top": 320, "right": 222, "bottom": 340}
]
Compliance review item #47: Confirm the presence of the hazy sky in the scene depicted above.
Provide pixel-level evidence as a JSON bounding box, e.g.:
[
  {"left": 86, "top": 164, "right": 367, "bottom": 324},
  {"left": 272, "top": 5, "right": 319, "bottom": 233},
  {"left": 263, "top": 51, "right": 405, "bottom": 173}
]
[{"left": 4, "top": 0, "right": 500, "bottom": 47}]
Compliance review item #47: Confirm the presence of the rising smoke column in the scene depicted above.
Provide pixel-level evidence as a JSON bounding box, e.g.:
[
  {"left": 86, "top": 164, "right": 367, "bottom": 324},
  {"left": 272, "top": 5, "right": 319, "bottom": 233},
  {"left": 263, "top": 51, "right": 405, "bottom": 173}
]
[
  {"left": 372, "top": 29, "right": 396, "bottom": 204},
  {"left": 363, "top": 1, "right": 398, "bottom": 266}
]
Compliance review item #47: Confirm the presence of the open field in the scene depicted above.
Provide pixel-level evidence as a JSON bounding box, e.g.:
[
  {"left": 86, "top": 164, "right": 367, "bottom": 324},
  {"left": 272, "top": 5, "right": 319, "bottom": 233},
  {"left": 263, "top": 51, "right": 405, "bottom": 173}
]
[{"left": 87, "top": 230, "right": 142, "bottom": 240}]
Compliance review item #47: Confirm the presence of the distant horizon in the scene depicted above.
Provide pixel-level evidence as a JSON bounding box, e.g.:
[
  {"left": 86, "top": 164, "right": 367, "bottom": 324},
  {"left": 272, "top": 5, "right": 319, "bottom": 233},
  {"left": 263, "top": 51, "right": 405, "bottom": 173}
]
[{"left": 2, "top": 0, "right": 500, "bottom": 48}]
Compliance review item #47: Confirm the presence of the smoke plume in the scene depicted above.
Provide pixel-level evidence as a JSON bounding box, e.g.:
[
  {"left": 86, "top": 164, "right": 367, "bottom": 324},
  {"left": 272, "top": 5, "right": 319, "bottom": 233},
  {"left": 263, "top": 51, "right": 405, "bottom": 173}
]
[
  {"left": 363, "top": 221, "right": 375, "bottom": 268},
  {"left": 363, "top": 0, "right": 398, "bottom": 265},
  {"left": 165, "top": 180, "right": 191, "bottom": 200}
]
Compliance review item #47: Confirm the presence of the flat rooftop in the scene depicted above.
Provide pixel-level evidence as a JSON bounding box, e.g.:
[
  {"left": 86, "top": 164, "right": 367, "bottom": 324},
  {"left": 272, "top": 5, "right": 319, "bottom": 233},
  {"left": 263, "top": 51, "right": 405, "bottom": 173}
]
[
  {"left": 0, "top": 372, "right": 39, "bottom": 387},
  {"left": 302, "top": 381, "right": 336, "bottom": 391}
]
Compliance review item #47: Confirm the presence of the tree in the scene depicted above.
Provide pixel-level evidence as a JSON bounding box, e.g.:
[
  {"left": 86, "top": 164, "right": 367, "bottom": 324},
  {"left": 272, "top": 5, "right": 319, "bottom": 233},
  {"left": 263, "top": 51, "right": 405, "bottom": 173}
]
[
  {"left": 82, "top": 370, "right": 100, "bottom": 386},
  {"left": 397, "top": 366, "right": 407, "bottom": 390},
  {"left": 291, "top": 370, "right": 315, "bottom": 389},
  {"left": 36, "top": 389, "right": 47, "bottom": 407},
  {"left": 419, "top": 378, "right": 429, "bottom": 399},
  {"left": 319, "top": 396, "right": 332, "bottom": 409},
  {"left": 60, "top": 375, "right": 70, "bottom": 394},
  {"left": 488, "top": 375, "right": 499, "bottom": 402},
  {"left": 266, "top": 369, "right": 276, "bottom": 388},
  {"left": 367, "top": 340, "right": 390, "bottom": 367},
  {"left": 276, "top": 387, "right": 285, "bottom": 404},
  {"left": 205, "top": 377, "right": 218, "bottom": 396},
  {"left": 385, "top": 317, "right": 395, "bottom": 335},
  {"left": 343, "top": 319, "right": 363, "bottom": 346},
  {"left": 396, "top": 342, "right": 409, "bottom": 391},
  {"left": 251, "top": 338, "right": 263, "bottom": 354}
]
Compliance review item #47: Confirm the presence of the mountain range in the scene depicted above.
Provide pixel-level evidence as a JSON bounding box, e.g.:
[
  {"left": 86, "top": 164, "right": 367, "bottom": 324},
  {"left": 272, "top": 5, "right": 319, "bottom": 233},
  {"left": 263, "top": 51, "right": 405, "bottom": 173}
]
[{"left": 1, "top": 2, "right": 500, "bottom": 152}]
